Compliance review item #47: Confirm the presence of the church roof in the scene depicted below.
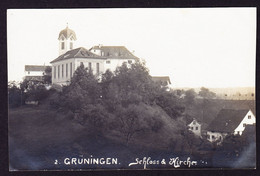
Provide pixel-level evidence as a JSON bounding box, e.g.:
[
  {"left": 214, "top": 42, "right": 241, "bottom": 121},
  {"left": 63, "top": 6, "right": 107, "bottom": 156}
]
[
  {"left": 25, "top": 65, "right": 46, "bottom": 71},
  {"left": 206, "top": 109, "right": 250, "bottom": 133},
  {"left": 58, "top": 26, "right": 77, "bottom": 40},
  {"left": 50, "top": 47, "right": 105, "bottom": 63},
  {"left": 90, "top": 46, "right": 139, "bottom": 60},
  {"left": 151, "top": 76, "right": 171, "bottom": 84}
]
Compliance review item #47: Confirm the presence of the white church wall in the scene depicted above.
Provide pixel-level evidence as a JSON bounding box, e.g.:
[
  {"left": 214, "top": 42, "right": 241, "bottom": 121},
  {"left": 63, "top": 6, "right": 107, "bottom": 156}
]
[{"left": 52, "top": 58, "right": 75, "bottom": 85}]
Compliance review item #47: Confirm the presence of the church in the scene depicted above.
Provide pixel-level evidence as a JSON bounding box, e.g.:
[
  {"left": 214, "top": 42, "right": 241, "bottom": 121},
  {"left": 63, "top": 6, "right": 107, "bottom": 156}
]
[{"left": 50, "top": 26, "right": 139, "bottom": 85}]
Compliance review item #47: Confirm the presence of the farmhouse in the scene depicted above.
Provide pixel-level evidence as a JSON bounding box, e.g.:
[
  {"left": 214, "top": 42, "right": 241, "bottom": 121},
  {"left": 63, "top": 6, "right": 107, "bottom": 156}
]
[
  {"left": 50, "top": 26, "right": 139, "bottom": 85},
  {"left": 206, "top": 109, "right": 255, "bottom": 143},
  {"left": 24, "top": 65, "right": 49, "bottom": 81},
  {"left": 187, "top": 119, "right": 202, "bottom": 137}
]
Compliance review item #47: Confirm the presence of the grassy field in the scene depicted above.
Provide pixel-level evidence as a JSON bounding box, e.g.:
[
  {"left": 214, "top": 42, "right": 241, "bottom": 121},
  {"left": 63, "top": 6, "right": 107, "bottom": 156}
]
[{"left": 8, "top": 99, "right": 255, "bottom": 170}]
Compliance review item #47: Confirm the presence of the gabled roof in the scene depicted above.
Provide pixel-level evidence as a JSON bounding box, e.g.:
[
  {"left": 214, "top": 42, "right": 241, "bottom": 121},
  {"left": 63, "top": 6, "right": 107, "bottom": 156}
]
[
  {"left": 90, "top": 46, "right": 139, "bottom": 60},
  {"left": 206, "top": 109, "right": 250, "bottom": 133},
  {"left": 187, "top": 119, "right": 201, "bottom": 126},
  {"left": 25, "top": 65, "right": 47, "bottom": 72},
  {"left": 50, "top": 47, "right": 106, "bottom": 63},
  {"left": 58, "top": 26, "right": 77, "bottom": 40},
  {"left": 151, "top": 76, "right": 171, "bottom": 84}
]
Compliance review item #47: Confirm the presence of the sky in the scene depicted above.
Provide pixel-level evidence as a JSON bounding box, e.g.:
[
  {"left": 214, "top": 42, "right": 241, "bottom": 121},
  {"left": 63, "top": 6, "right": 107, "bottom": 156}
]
[{"left": 7, "top": 8, "right": 256, "bottom": 88}]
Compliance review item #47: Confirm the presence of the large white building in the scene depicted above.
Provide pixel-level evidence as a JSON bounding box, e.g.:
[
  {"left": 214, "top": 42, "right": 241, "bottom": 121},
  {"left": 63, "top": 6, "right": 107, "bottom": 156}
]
[{"left": 50, "top": 26, "right": 139, "bottom": 85}]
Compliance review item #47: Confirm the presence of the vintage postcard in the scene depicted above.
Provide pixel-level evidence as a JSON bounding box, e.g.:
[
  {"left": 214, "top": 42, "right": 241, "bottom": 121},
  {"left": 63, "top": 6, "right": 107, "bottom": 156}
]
[{"left": 7, "top": 8, "right": 256, "bottom": 171}]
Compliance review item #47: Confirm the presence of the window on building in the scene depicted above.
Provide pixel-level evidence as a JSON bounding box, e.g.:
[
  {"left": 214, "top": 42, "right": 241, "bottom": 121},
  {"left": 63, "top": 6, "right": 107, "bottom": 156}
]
[
  {"left": 190, "top": 127, "right": 193, "bottom": 130},
  {"left": 128, "top": 60, "right": 132, "bottom": 64},
  {"left": 28, "top": 71, "right": 30, "bottom": 75},
  {"left": 70, "top": 62, "right": 72, "bottom": 78},
  {"left": 195, "top": 127, "right": 198, "bottom": 130},
  {"left": 70, "top": 42, "right": 73, "bottom": 49},
  {"left": 58, "top": 65, "right": 60, "bottom": 78},
  {"left": 61, "top": 42, "right": 65, "bottom": 49},
  {"left": 80, "top": 62, "right": 84, "bottom": 67},
  {"left": 96, "top": 63, "right": 100, "bottom": 74},
  {"left": 212, "top": 135, "right": 215, "bottom": 139},
  {"left": 207, "top": 135, "right": 210, "bottom": 139},
  {"left": 243, "top": 123, "right": 246, "bottom": 127},
  {"left": 88, "top": 62, "right": 92, "bottom": 71},
  {"left": 62, "top": 64, "right": 64, "bottom": 78},
  {"left": 54, "top": 67, "right": 56, "bottom": 79},
  {"left": 248, "top": 115, "right": 251, "bottom": 119},
  {"left": 107, "top": 52, "right": 110, "bottom": 56},
  {"left": 193, "top": 121, "right": 196, "bottom": 125},
  {"left": 66, "top": 63, "right": 68, "bottom": 77},
  {"left": 106, "top": 60, "right": 111, "bottom": 64}
]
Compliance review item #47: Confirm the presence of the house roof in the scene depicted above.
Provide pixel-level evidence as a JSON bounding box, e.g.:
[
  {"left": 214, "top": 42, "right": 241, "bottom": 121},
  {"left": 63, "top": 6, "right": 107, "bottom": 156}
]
[
  {"left": 187, "top": 119, "right": 201, "bottom": 126},
  {"left": 58, "top": 26, "right": 77, "bottom": 40},
  {"left": 206, "top": 109, "right": 250, "bottom": 133},
  {"left": 25, "top": 65, "right": 47, "bottom": 72},
  {"left": 50, "top": 47, "right": 105, "bottom": 63},
  {"left": 151, "top": 76, "right": 171, "bottom": 84},
  {"left": 90, "top": 46, "right": 139, "bottom": 60}
]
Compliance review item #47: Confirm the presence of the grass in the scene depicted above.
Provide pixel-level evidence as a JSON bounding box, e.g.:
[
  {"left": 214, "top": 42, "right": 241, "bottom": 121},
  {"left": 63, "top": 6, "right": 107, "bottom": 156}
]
[{"left": 8, "top": 99, "right": 255, "bottom": 170}]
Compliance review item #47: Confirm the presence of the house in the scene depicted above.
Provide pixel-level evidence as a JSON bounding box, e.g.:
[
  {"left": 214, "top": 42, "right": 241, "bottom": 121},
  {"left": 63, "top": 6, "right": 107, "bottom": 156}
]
[
  {"left": 206, "top": 109, "right": 256, "bottom": 143},
  {"left": 24, "top": 65, "right": 49, "bottom": 81},
  {"left": 151, "top": 76, "right": 171, "bottom": 86},
  {"left": 187, "top": 119, "right": 202, "bottom": 137},
  {"left": 50, "top": 26, "right": 139, "bottom": 85}
]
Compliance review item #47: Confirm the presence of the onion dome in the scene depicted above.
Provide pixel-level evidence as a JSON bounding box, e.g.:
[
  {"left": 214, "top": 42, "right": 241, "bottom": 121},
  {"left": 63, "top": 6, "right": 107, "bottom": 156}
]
[{"left": 58, "top": 26, "right": 77, "bottom": 40}]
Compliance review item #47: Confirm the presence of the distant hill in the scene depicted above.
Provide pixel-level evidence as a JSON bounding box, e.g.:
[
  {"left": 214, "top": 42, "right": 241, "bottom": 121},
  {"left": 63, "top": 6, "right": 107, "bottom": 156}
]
[{"left": 172, "top": 87, "right": 255, "bottom": 100}]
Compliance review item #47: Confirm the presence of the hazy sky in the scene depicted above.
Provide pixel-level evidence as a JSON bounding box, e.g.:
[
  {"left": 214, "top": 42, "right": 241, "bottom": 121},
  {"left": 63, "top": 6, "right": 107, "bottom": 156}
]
[{"left": 7, "top": 8, "right": 256, "bottom": 88}]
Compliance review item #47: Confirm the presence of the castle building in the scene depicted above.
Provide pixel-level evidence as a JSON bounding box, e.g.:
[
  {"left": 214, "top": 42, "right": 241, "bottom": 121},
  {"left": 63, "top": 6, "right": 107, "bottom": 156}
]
[{"left": 50, "top": 26, "right": 139, "bottom": 85}]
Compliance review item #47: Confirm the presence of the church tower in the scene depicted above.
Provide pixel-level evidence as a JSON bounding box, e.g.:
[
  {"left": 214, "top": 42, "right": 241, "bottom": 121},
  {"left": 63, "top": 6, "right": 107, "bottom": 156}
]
[{"left": 58, "top": 25, "right": 77, "bottom": 55}]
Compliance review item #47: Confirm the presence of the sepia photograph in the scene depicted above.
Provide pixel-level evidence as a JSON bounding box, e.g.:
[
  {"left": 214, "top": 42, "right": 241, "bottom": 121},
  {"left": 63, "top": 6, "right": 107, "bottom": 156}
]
[{"left": 7, "top": 8, "right": 256, "bottom": 171}]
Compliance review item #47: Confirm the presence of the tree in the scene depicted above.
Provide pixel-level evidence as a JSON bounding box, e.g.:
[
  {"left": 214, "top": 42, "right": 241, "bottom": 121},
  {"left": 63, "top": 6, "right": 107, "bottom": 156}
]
[
  {"left": 113, "top": 103, "right": 164, "bottom": 146},
  {"left": 8, "top": 81, "right": 22, "bottom": 108},
  {"left": 20, "top": 79, "right": 49, "bottom": 102},
  {"left": 198, "top": 87, "right": 216, "bottom": 99},
  {"left": 56, "top": 64, "right": 101, "bottom": 112},
  {"left": 184, "top": 89, "right": 196, "bottom": 107},
  {"left": 43, "top": 66, "right": 52, "bottom": 85}
]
